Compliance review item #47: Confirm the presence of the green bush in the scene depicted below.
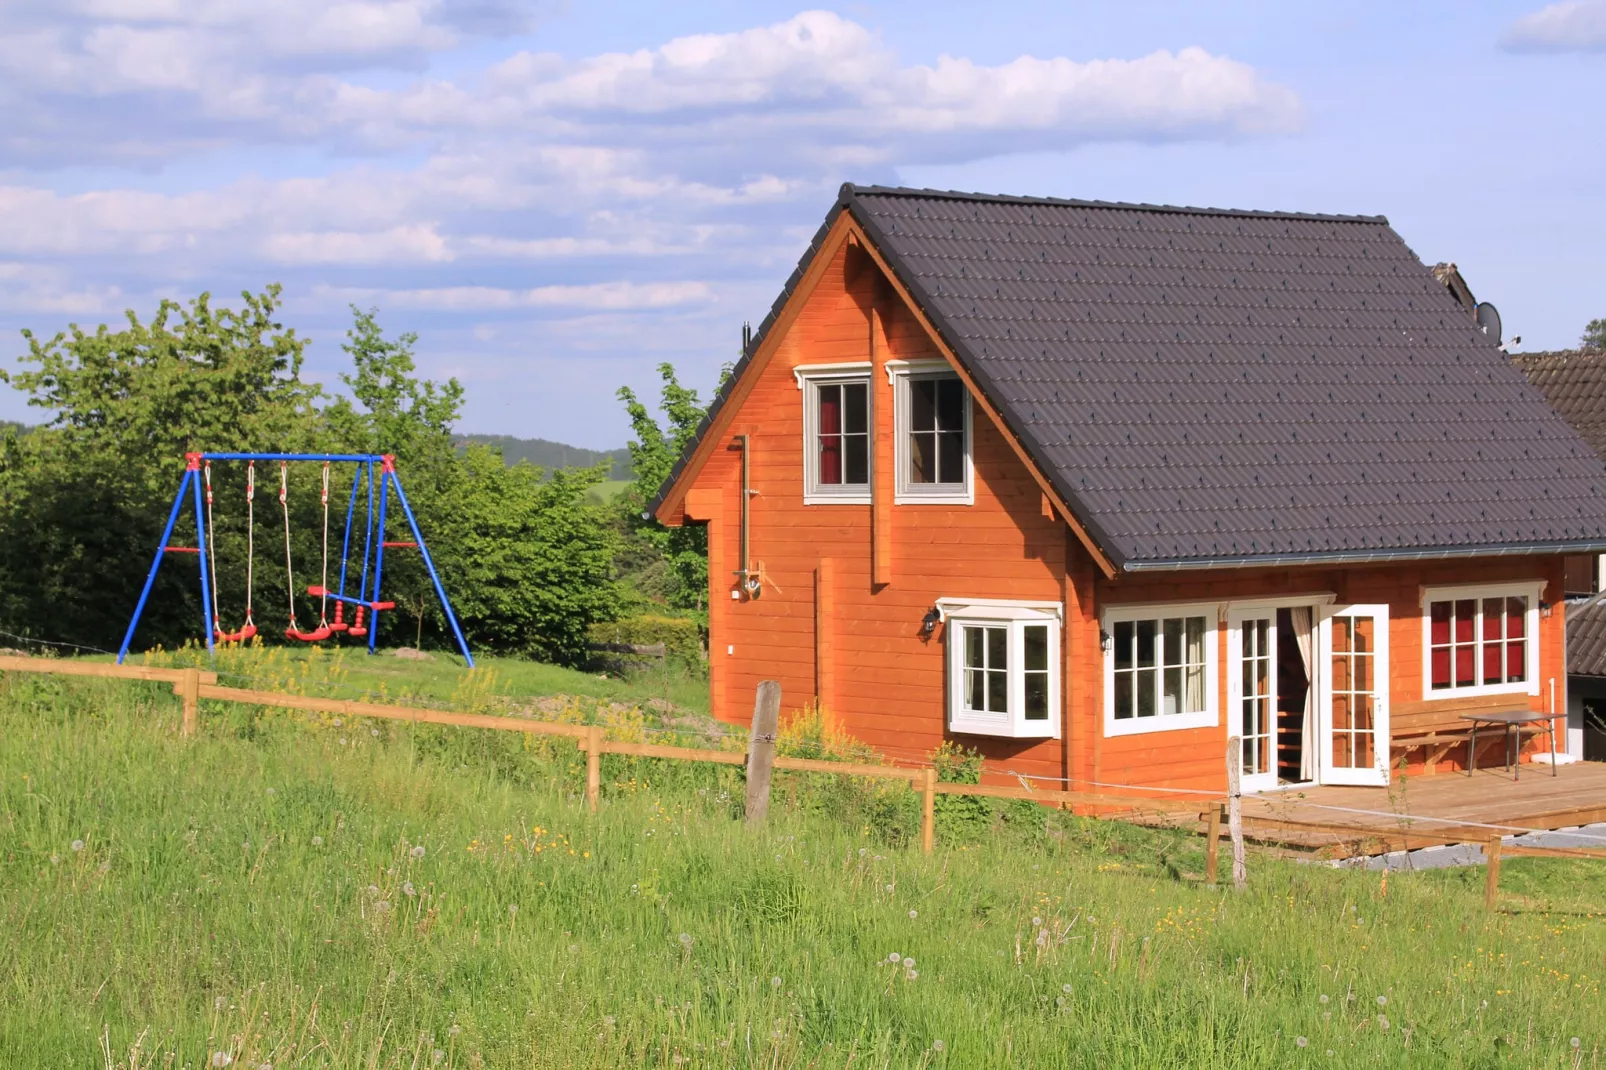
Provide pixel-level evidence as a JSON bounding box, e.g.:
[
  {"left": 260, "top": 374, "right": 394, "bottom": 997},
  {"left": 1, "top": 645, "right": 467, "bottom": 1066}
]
[{"left": 587, "top": 613, "right": 704, "bottom": 666}]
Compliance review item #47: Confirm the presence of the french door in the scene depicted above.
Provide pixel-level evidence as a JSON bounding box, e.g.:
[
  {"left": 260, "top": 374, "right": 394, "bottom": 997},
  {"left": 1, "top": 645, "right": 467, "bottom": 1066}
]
[
  {"left": 1227, "top": 610, "right": 1279, "bottom": 793},
  {"left": 1318, "top": 604, "right": 1390, "bottom": 786}
]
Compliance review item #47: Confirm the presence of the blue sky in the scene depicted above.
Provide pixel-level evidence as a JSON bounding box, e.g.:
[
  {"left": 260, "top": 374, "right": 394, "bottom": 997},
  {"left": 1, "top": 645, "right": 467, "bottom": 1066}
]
[{"left": 0, "top": 0, "right": 1601, "bottom": 448}]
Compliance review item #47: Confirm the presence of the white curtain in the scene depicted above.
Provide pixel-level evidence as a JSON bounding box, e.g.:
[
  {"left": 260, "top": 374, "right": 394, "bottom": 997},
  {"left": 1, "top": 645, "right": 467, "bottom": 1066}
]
[{"left": 1291, "top": 607, "right": 1316, "bottom": 781}]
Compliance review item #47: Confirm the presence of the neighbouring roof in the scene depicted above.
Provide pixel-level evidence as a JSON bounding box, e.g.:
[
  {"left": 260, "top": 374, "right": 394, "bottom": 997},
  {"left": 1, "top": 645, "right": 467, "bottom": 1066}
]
[
  {"left": 1512, "top": 349, "right": 1606, "bottom": 462},
  {"left": 656, "top": 185, "right": 1606, "bottom": 570},
  {"left": 1568, "top": 593, "right": 1606, "bottom": 677}
]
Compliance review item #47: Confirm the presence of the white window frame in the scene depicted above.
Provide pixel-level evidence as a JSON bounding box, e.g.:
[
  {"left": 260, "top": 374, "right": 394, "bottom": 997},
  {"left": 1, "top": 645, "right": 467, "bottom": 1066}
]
[
  {"left": 1102, "top": 601, "right": 1220, "bottom": 737},
  {"left": 891, "top": 360, "right": 972, "bottom": 505},
  {"left": 1419, "top": 581, "right": 1542, "bottom": 699},
  {"left": 940, "top": 599, "right": 1061, "bottom": 739},
  {"left": 795, "top": 363, "right": 873, "bottom": 505}
]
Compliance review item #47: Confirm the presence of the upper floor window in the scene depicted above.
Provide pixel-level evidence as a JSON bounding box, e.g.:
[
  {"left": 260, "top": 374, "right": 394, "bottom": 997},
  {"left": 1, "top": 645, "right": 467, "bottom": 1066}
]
[
  {"left": 1422, "top": 582, "right": 1541, "bottom": 698},
  {"left": 893, "top": 363, "right": 971, "bottom": 504},
  {"left": 1103, "top": 603, "right": 1218, "bottom": 736},
  {"left": 797, "top": 364, "right": 871, "bottom": 504}
]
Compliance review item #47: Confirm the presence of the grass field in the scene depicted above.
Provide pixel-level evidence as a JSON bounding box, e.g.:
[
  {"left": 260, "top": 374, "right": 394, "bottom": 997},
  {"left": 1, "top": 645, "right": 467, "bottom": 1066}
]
[{"left": 2, "top": 664, "right": 1606, "bottom": 1067}]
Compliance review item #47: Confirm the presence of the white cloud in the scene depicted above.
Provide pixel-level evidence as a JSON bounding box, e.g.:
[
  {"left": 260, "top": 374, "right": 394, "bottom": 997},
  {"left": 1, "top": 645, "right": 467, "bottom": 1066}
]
[
  {"left": 318, "top": 281, "right": 715, "bottom": 311},
  {"left": 1502, "top": 0, "right": 1606, "bottom": 51}
]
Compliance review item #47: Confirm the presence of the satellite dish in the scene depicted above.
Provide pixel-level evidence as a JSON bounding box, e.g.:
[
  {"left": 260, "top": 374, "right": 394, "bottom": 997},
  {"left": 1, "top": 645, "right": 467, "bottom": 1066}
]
[{"left": 1475, "top": 302, "right": 1502, "bottom": 344}]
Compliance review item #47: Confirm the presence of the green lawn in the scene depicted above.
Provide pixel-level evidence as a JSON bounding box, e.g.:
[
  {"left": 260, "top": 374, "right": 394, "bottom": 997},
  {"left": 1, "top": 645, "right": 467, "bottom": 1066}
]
[{"left": 1, "top": 672, "right": 1604, "bottom": 1067}]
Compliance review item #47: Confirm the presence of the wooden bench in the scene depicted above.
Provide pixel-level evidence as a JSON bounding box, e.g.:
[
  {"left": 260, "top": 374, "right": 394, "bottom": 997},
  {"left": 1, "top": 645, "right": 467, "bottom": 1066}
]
[{"left": 1390, "top": 693, "right": 1540, "bottom": 775}]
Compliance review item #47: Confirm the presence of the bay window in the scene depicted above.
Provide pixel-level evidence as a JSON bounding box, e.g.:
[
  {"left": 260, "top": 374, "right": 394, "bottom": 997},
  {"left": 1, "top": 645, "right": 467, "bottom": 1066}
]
[{"left": 941, "top": 599, "right": 1060, "bottom": 738}]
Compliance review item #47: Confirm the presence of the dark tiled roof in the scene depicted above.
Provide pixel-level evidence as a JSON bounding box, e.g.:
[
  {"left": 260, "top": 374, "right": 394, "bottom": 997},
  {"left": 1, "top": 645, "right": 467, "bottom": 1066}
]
[
  {"left": 653, "top": 186, "right": 1606, "bottom": 569},
  {"left": 1512, "top": 350, "right": 1606, "bottom": 462},
  {"left": 1568, "top": 594, "right": 1606, "bottom": 677}
]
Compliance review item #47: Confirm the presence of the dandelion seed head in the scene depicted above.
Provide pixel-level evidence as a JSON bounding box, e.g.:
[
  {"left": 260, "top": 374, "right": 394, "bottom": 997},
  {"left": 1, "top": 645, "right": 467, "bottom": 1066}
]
[
  {"left": 402, "top": 881, "right": 415, "bottom": 897},
  {"left": 888, "top": 952, "right": 902, "bottom": 963},
  {"left": 448, "top": 1025, "right": 461, "bottom": 1036},
  {"left": 214, "top": 996, "right": 227, "bottom": 1010},
  {"left": 679, "top": 933, "right": 693, "bottom": 947},
  {"left": 338, "top": 738, "right": 347, "bottom": 746},
  {"left": 885, "top": 883, "right": 893, "bottom": 892},
  {"left": 1377, "top": 1015, "right": 1390, "bottom": 1031},
  {"left": 1296, "top": 1037, "right": 1308, "bottom": 1048},
  {"left": 411, "top": 845, "right": 425, "bottom": 859},
  {"left": 905, "top": 969, "right": 918, "bottom": 981},
  {"left": 902, "top": 957, "right": 915, "bottom": 968},
  {"left": 1376, "top": 995, "right": 1388, "bottom": 1007},
  {"left": 1571, "top": 1037, "right": 1582, "bottom": 1049},
  {"left": 370, "top": 728, "right": 379, "bottom": 737},
  {"left": 265, "top": 788, "right": 275, "bottom": 796},
  {"left": 374, "top": 900, "right": 390, "bottom": 913},
  {"left": 1056, "top": 996, "right": 1066, "bottom": 1007},
  {"left": 432, "top": 1053, "right": 444, "bottom": 1065},
  {"left": 1319, "top": 994, "right": 1329, "bottom": 1004},
  {"left": 311, "top": 836, "right": 323, "bottom": 847},
  {"left": 932, "top": 1039, "right": 945, "bottom": 1052},
  {"left": 1032, "top": 916, "right": 1042, "bottom": 926},
  {"left": 49, "top": 854, "right": 59, "bottom": 865},
  {"left": 770, "top": 976, "right": 782, "bottom": 989},
  {"left": 909, "top": 909, "right": 918, "bottom": 919},
  {"left": 71, "top": 839, "right": 84, "bottom": 852},
  {"left": 508, "top": 903, "right": 518, "bottom": 915},
  {"left": 210, "top": 1053, "right": 233, "bottom": 1068},
  {"left": 1062, "top": 984, "right": 1073, "bottom": 994}
]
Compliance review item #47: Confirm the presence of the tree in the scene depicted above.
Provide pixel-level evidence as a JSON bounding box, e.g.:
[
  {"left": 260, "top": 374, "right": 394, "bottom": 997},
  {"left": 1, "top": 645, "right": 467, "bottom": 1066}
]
[
  {"left": 615, "top": 364, "right": 714, "bottom": 617},
  {"left": 0, "top": 286, "right": 323, "bottom": 648},
  {"left": 1583, "top": 318, "right": 1606, "bottom": 351}
]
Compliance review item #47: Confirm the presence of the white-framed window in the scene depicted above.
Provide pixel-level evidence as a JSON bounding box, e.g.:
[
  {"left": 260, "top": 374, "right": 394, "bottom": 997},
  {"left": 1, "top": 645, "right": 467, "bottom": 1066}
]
[
  {"left": 796, "top": 363, "right": 872, "bottom": 504},
  {"left": 1420, "top": 581, "right": 1542, "bottom": 698},
  {"left": 941, "top": 599, "right": 1060, "bottom": 739},
  {"left": 892, "top": 361, "right": 971, "bottom": 504},
  {"left": 1103, "top": 602, "right": 1219, "bottom": 737}
]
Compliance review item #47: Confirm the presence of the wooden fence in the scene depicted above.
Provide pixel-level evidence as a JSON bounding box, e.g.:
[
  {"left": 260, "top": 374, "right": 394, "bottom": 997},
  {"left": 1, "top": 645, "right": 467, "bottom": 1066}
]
[
  {"left": 8, "top": 654, "right": 1600, "bottom": 900},
  {"left": 0, "top": 657, "right": 1202, "bottom": 854}
]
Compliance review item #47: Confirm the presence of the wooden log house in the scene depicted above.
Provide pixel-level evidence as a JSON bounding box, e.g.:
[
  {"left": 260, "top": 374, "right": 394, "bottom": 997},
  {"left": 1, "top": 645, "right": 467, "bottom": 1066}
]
[{"left": 651, "top": 185, "right": 1606, "bottom": 794}]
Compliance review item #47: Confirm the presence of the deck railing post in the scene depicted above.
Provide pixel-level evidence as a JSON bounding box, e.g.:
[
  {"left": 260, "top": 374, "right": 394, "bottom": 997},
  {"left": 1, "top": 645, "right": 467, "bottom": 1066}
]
[{"left": 177, "top": 667, "right": 201, "bottom": 737}]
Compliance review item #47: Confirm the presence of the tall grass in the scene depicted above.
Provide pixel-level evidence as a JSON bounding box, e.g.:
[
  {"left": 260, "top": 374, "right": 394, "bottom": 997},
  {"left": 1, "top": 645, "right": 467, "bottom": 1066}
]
[{"left": 1, "top": 673, "right": 1604, "bottom": 1067}]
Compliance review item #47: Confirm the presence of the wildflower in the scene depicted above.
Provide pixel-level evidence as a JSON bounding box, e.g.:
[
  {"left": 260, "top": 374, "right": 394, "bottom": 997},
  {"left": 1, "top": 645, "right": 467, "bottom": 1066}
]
[
  {"left": 1296, "top": 1037, "right": 1308, "bottom": 1048},
  {"left": 679, "top": 933, "right": 693, "bottom": 948},
  {"left": 71, "top": 839, "right": 84, "bottom": 852},
  {"left": 1032, "top": 916, "right": 1042, "bottom": 927},
  {"left": 1376, "top": 995, "right": 1388, "bottom": 1007},
  {"left": 909, "top": 909, "right": 919, "bottom": 919},
  {"left": 508, "top": 904, "right": 519, "bottom": 916},
  {"left": 888, "top": 952, "right": 902, "bottom": 964},
  {"left": 1319, "top": 994, "right": 1329, "bottom": 1004},
  {"left": 905, "top": 969, "right": 918, "bottom": 981},
  {"left": 211, "top": 1053, "right": 233, "bottom": 1068},
  {"left": 411, "top": 845, "right": 425, "bottom": 859},
  {"left": 932, "top": 1039, "right": 945, "bottom": 1052},
  {"left": 1062, "top": 984, "right": 1073, "bottom": 994},
  {"left": 332, "top": 718, "right": 342, "bottom": 727},
  {"left": 370, "top": 728, "right": 379, "bottom": 737},
  {"left": 1377, "top": 1015, "right": 1390, "bottom": 1031},
  {"left": 338, "top": 738, "right": 347, "bottom": 746},
  {"left": 885, "top": 883, "right": 893, "bottom": 892},
  {"left": 902, "top": 957, "right": 916, "bottom": 968},
  {"left": 402, "top": 881, "right": 416, "bottom": 897},
  {"left": 311, "top": 836, "right": 323, "bottom": 847}
]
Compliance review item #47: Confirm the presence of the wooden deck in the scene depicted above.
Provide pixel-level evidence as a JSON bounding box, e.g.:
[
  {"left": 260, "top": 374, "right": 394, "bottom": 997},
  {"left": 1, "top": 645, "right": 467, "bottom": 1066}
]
[{"left": 1227, "top": 761, "right": 1606, "bottom": 856}]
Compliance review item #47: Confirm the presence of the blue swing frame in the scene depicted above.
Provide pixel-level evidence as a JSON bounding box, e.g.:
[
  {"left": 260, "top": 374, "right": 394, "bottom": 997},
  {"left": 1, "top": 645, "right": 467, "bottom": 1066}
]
[{"left": 117, "top": 451, "right": 474, "bottom": 667}]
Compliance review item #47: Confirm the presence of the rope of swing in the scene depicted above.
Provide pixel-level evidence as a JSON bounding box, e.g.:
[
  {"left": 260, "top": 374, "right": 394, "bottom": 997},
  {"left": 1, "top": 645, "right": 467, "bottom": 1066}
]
[
  {"left": 244, "top": 462, "right": 255, "bottom": 628},
  {"left": 280, "top": 462, "right": 298, "bottom": 632},
  {"left": 318, "top": 461, "right": 330, "bottom": 627},
  {"left": 203, "top": 461, "right": 220, "bottom": 633}
]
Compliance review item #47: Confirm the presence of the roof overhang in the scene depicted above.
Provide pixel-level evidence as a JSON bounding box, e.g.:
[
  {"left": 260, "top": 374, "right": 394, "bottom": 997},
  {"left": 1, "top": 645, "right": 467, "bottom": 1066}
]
[{"left": 1121, "top": 540, "right": 1606, "bottom": 573}]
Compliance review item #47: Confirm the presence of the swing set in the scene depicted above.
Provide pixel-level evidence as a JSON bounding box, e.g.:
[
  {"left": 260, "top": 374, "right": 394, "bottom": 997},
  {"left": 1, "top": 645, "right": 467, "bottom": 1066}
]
[{"left": 117, "top": 452, "right": 473, "bottom": 667}]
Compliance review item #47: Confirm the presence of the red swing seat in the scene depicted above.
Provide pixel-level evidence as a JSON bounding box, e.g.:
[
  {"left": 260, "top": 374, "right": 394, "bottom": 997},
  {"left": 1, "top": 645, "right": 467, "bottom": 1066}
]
[
  {"left": 285, "top": 622, "right": 333, "bottom": 642},
  {"left": 215, "top": 622, "right": 258, "bottom": 644}
]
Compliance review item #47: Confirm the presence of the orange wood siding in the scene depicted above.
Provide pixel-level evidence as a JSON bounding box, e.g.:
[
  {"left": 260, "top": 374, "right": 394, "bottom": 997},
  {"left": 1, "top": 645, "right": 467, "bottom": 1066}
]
[{"left": 681, "top": 237, "right": 1574, "bottom": 792}]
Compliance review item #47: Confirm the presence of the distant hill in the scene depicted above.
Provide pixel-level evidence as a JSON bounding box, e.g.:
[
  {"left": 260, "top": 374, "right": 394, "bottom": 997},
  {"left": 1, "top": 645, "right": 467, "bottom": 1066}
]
[{"left": 457, "top": 434, "right": 633, "bottom": 480}]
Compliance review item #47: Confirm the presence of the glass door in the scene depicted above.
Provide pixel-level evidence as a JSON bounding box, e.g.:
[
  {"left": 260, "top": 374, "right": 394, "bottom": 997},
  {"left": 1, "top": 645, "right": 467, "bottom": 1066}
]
[
  {"left": 1228, "top": 610, "right": 1279, "bottom": 793},
  {"left": 1317, "top": 605, "right": 1390, "bottom": 786}
]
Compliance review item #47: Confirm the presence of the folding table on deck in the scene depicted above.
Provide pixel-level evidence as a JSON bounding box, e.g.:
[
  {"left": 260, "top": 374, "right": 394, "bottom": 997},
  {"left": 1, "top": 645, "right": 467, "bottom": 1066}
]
[{"left": 1459, "top": 709, "right": 1563, "bottom": 780}]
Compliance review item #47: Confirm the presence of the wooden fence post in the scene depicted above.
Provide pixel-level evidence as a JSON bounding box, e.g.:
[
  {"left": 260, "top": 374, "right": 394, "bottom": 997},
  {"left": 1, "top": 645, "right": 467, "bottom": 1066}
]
[
  {"left": 1204, "top": 804, "right": 1223, "bottom": 886},
  {"left": 585, "top": 724, "right": 602, "bottom": 812},
  {"left": 1226, "top": 736, "right": 1246, "bottom": 890},
  {"left": 1484, "top": 833, "right": 1503, "bottom": 911},
  {"left": 921, "top": 767, "right": 937, "bottom": 854},
  {"left": 745, "top": 681, "right": 781, "bottom": 827},
  {"left": 179, "top": 667, "right": 200, "bottom": 737}
]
